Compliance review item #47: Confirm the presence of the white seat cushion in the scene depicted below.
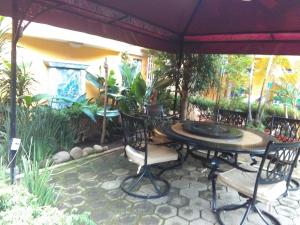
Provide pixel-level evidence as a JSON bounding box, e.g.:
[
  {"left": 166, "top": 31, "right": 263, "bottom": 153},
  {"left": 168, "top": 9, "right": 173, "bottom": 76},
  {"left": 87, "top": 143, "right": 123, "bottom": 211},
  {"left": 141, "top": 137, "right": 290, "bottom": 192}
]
[
  {"left": 125, "top": 144, "right": 178, "bottom": 166},
  {"left": 217, "top": 164, "right": 287, "bottom": 203}
]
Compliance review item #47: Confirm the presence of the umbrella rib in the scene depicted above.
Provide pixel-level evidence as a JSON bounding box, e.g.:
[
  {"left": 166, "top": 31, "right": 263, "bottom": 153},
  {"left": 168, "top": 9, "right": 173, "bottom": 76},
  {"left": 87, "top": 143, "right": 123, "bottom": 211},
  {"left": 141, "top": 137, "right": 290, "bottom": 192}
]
[{"left": 180, "top": 0, "right": 203, "bottom": 37}]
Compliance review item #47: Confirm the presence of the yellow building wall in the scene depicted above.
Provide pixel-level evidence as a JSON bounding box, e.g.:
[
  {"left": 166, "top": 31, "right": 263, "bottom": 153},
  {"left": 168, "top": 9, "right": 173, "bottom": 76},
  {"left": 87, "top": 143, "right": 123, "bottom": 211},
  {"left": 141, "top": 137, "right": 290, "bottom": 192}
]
[{"left": 17, "top": 36, "right": 147, "bottom": 101}]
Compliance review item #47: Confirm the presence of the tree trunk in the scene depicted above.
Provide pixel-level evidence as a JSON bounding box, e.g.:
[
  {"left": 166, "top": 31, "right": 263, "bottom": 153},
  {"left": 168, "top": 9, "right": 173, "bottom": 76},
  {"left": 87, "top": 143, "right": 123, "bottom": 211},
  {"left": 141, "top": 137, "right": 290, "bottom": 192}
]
[
  {"left": 255, "top": 56, "right": 274, "bottom": 125},
  {"left": 247, "top": 56, "right": 255, "bottom": 123},
  {"left": 180, "top": 89, "right": 188, "bottom": 121},
  {"left": 100, "top": 58, "right": 108, "bottom": 144}
]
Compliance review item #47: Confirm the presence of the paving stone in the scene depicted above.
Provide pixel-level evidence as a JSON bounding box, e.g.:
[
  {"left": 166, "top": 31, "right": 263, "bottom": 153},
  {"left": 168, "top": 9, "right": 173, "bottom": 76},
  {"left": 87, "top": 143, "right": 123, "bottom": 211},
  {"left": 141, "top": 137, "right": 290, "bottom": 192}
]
[
  {"left": 112, "top": 168, "right": 129, "bottom": 176},
  {"left": 105, "top": 188, "right": 125, "bottom": 200},
  {"left": 287, "top": 190, "right": 300, "bottom": 201},
  {"left": 171, "top": 179, "right": 190, "bottom": 189},
  {"left": 217, "top": 208, "right": 246, "bottom": 225},
  {"left": 172, "top": 169, "right": 189, "bottom": 176},
  {"left": 115, "top": 213, "right": 138, "bottom": 225},
  {"left": 68, "top": 196, "right": 85, "bottom": 207},
  {"left": 91, "top": 210, "right": 114, "bottom": 224},
  {"left": 178, "top": 206, "right": 200, "bottom": 221},
  {"left": 139, "top": 215, "right": 162, "bottom": 225},
  {"left": 101, "top": 180, "right": 121, "bottom": 190},
  {"left": 180, "top": 187, "right": 199, "bottom": 199},
  {"left": 133, "top": 201, "right": 156, "bottom": 215},
  {"left": 78, "top": 171, "right": 98, "bottom": 181},
  {"left": 64, "top": 185, "right": 84, "bottom": 196},
  {"left": 182, "top": 165, "right": 197, "bottom": 171},
  {"left": 189, "top": 181, "right": 208, "bottom": 191},
  {"left": 81, "top": 179, "right": 101, "bottom": 189},
  {"left": 148, "top": 196, "right": 169, "bottom": 205},
  {"left": 164, "top": 216, "right": 189, "bottom": 225},
  {"left": 276, "top": 215, "right": 295, "bottom": 225},
  {"left": 109, "top": 200, "right": 131, "bottom": 214},
  {"left": 189, "top": 198, "right": 211, "bottom": 210},
  {"left": 278, "top": 197, "right": 299, "bottom": 208},
  {"left": 275, "top": 205, "right": 298, "bottom": 218},
  {"left": 168, "top": 195, "right": 189, "bottom": 208},
  {"left": 155, "top": 204, "right": 177, "bottom": 219},
  {"left": 190, "top": 218, "right": 214, "bottom": 225},
  {"left": 201, "top": 209, "right": 218, "bottom": 224}
]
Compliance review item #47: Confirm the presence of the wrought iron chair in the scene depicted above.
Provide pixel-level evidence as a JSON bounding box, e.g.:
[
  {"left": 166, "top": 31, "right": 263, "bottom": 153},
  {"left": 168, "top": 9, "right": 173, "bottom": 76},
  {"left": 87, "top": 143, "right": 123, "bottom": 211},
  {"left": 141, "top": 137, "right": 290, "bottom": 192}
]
[
  {"left": 146, "top": 104, "right": 176, "bottom": 145},
  {"left": 268, "top": 116, "right": 300, "bottom": 142},
  {"left": 215, "top": 141, "right": 300, "bottom": 225},
  {"left": 120, "top": 112, "right": 179, "bottom": 199},
  {"left": 217, "top": 109, "right": 248, "bottom": 127}
]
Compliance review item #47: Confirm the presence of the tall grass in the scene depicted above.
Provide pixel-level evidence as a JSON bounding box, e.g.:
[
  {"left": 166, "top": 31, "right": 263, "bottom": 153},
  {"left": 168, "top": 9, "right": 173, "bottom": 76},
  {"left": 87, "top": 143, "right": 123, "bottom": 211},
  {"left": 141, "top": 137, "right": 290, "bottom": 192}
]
[
  {"left": 0, "top": 105, "right": 75, "bottom": 163},
  {"left": 21, "top": 140, "right": 58, "bottom": 206}
]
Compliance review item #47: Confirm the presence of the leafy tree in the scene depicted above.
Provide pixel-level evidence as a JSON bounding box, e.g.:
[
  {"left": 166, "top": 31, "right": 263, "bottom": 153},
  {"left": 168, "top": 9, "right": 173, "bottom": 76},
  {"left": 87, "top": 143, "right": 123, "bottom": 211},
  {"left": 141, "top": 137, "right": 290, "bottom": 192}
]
[
  {"left": 151, "top": 51, "right": 221, "bottom": 120},
  {"left": 0, "top": 60, "right": 36, "bottom": 104}
]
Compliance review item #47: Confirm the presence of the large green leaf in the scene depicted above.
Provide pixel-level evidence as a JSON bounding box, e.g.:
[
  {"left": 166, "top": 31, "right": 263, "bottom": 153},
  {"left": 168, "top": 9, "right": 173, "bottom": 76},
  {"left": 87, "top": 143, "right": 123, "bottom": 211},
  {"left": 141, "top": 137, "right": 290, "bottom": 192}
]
[
  {"left": 97, "top": 109, "right": 120, "bottom": 117},
  {"left": 132, "top": 73, "right": 146, "bottom": 100},
  {"left": 82, "top": 107, "right": 96, "bottom": 122},
  {"left": 86, "top": 71, "right": 104, "bottom": 89}
]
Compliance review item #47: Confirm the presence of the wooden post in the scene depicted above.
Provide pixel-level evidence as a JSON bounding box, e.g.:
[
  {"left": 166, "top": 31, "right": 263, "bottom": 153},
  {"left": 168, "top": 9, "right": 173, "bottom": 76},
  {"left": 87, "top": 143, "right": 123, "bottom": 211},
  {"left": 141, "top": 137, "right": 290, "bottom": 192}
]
[{"left": 100, "top": 58, "right": 108, "bottom": 144}]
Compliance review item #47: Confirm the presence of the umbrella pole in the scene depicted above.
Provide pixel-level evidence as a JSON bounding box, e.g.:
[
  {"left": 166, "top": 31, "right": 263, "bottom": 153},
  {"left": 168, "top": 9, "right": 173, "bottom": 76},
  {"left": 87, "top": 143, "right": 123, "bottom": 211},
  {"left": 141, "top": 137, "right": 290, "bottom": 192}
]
[
  {"left": 9, "top": 0, "right": 18, "bottom": 184},
  {"left": 173, "top": 46, "right": 183, "bottom": 116}
]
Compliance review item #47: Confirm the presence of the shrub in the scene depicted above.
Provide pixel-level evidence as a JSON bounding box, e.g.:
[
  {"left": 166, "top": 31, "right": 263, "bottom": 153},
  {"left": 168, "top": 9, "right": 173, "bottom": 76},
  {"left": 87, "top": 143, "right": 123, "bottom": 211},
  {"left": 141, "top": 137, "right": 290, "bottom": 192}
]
[{"left": 0, "top": 105, "right": 75, "bottom": 163}]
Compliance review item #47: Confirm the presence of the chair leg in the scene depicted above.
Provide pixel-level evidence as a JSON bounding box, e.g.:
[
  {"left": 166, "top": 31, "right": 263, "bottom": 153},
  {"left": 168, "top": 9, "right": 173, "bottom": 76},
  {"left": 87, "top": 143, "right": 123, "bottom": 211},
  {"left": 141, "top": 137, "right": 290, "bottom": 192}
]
[
  {"left": 216, "top": 199, "right": 281, "bottom": 225},
  {"left": 253, "top": 205, "right": 281, "bottom": 225},
  {"left": 120, "top": 165, "right": 170, "bottom": 199}
]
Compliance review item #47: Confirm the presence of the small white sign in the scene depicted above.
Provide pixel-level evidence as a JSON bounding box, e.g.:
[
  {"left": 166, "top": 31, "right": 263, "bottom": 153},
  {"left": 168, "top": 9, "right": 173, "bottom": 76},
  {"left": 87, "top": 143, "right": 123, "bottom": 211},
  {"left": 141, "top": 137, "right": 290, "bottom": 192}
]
[{"left": 11, "top": 138, "right": 21, "bottom": 151}]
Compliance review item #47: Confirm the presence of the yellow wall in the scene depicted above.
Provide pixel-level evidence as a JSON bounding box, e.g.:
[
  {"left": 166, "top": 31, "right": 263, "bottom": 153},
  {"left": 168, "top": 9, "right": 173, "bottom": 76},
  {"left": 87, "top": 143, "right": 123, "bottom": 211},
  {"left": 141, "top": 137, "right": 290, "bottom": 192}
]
[{"left": 17, "top": 36, "right": 147, "bottom": 100}]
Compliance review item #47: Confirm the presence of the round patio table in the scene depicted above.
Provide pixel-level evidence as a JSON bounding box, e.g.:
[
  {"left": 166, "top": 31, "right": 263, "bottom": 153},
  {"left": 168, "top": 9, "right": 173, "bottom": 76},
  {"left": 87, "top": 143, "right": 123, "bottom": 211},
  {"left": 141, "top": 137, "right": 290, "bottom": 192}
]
[
  {"left": 161, "top": 121, "right": 276, "bottom": 211},
  {"left": 163, "top": 121, "right": 275, "bottom": 154}
]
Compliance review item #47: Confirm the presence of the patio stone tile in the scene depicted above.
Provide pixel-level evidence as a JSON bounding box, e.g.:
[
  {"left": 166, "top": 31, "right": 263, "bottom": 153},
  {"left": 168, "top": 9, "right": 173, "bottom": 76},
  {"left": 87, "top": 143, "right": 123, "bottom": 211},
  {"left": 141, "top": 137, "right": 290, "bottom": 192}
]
[
  {"left": 109, "top": 200, "right": 132, "bottom": 214},
  {"left": 80, "top": 179, "right": 102, "bottom": 189},
  {"left": 182, "top": 165, "right": 197, "bottom": 171},
  {"left": 68, "top": 196, "right": 85, "bottom": 207},
  {"left": 172, "top": 169, "right": 189, "bottom": 176},
  {"left": 276, "top": 215, "right": 295, "bottom": 225},
  {"left": 189, "top": 180, "right": 208, "bottom": 191},
  {"left": 91, "top": 210, "right": 114, "bottom": 224},
  {"left": 178, "top": 206, "right": 200, "bottom": 221},
  {"left": 114, "top": 213, "right": 139, "bottom": 225},
  {"left": 155, "top": 204, "right": 177, "bottom": 219},
  {"left": 133, "top": 201, "right": 156, "bottom": 215},
  {"left": 101, "top": 180, "right": 121, "bottom": 190},
  {"left": 275, "top": 205, "right": 298, "bottom": 218},
  {"left": 139, "top": 215, "right": 162, "bottom": 225},
  {"left": 198, "top": 190, "right": 213, "bottom": 201},
  {"left": 78, "top": 171, "right": 98, "bottom": 181},
  {"left": 190, "top": 218, "right": 214, "bottom": 225},
  {"left": 112, "top": 168, "right": 129, "bottom": 176},
  {"left": 167, "top": 195, "right": 189, "bottom": 208},
  {"left": 148, "top": 196, "right": 169, "bottom": 205},
  {"left": 171, "top": 179, "right": 190, "bottom": 189},
  {"left": 105, "top": 188, "right": 125, "bottom": 200},
  {"left": 278, "top": 197, "right": 299, "bottom": 208},
  {"left": 125, "top": 195, "right": 145, "bottom": 203},
  {"left": 189, "top": 198, "right": 211, "bottom": 210},
  {"left": 164, "top": 216, "right": 188, "bottom": 225},
  {"left": 200, "top": 209, "right": 218, "bottom": 224},
  {"left": 287, "top": 190, "right": 300, "bottom": 201},
  {"left": 180, "top": 187, "right": 199, "bottom": 199}
]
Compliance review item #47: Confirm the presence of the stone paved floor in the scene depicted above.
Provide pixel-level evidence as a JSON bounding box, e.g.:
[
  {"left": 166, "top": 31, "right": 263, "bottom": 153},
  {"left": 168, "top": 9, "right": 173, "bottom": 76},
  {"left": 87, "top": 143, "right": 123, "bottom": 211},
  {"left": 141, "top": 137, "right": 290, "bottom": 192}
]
[{"left": 52, "top": 149, "right": 300, "bottom": 225}]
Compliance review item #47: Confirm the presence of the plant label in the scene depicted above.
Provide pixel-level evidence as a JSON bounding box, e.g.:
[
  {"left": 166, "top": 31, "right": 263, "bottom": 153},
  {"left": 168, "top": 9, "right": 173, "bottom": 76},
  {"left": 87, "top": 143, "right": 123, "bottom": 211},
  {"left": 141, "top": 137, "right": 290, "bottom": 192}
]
[{"left": 11, "top": 138, "right": 21, "bottom": 151}]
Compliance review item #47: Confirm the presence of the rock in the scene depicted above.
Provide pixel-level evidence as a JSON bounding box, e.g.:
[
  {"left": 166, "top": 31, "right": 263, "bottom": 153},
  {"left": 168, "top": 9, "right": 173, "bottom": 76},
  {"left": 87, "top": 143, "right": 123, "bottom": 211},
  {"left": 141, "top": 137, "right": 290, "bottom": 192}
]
[
  {"left": 70, "top": 147, "right": 83, "bottom": 160},
  {"left": 93, "top": 144, "right": 104, "bottom": 153},
  {"left": 52, "top": 151, "right": 71, "bottom": 164},
  {"left": 93, "top": 145, "right": 109, "bottom": 153},
  {"left": 82, "top": 147, "right": 94, "bottom": 156},
  {"left": 39, "top": 158, "right": 54, "bottom": 168}
]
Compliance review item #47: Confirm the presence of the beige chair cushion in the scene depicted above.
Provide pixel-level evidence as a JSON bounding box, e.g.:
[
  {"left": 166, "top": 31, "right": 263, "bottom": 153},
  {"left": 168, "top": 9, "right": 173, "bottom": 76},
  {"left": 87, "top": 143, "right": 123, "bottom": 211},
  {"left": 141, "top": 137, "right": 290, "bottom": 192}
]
[
  {"left": 125, "top": 144, "right": 178, "bottom": 166},
  {"left": 217, "top": 164, "right": 287, "bottom": 203},
  {"left": 150, "top": 129, "right": 172, "bottom": 145}
]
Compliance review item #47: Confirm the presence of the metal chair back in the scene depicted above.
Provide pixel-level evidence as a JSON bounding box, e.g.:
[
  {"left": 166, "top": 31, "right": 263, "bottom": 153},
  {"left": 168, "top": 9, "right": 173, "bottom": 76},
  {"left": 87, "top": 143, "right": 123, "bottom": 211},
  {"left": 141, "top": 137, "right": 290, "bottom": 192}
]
[
  {"left": 120, "top": 112, "right": 148, "bottom": 156},
  {"left": 217, "top": 109, "right": 247, "bottom": 127},
  {"left": 253, "top": 141, "right": 300, "bottom": 201},
  {"left": 269, "top": 116, "right": 300, "bottom": 142}
]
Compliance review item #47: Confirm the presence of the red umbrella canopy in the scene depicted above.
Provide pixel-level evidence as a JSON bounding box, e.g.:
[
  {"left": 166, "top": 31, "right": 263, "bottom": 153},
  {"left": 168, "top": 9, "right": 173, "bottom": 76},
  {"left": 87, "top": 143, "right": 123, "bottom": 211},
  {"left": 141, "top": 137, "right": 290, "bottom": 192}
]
[{"left": 1, "top": 0, "right": 300, "bottom": 55}]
